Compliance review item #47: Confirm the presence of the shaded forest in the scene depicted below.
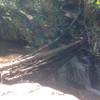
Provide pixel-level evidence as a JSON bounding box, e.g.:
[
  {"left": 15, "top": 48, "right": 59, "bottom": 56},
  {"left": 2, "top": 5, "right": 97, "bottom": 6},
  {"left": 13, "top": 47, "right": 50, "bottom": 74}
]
[
  {"left": 0, "top": 0, "right": 100, "bottom": 99},
  {"left": 0, "top": 0, "right": 99, "bottom": 51}
]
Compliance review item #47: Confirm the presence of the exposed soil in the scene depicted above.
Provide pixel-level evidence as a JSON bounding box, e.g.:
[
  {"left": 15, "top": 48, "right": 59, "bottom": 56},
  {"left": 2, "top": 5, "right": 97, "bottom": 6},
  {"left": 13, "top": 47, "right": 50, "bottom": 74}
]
[
  {"left": 0, "top": 41, "right": 100, "bottom": 100},
  {"left": 0, "top": 40, "right": 29, "bottom": 64}
]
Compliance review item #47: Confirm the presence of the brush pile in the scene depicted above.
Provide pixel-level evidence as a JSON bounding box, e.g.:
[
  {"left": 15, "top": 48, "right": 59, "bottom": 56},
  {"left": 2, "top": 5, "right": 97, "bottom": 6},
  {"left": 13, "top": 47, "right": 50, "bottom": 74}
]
[{"left": 0, "top": 39, "right": 84, "bottom": 83}]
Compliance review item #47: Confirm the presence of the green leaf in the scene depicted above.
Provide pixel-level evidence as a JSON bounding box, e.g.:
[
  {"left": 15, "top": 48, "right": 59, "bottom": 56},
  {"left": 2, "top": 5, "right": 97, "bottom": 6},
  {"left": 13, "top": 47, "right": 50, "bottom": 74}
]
[{"left": 96, "top": 0, "right": 100, "bottom": 5}]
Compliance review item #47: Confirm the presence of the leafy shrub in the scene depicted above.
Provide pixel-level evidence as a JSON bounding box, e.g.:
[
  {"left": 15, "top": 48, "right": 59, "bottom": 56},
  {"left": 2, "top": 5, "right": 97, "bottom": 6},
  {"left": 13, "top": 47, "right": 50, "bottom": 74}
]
[{"left": 0, "top": 0, "right": 66, "bottom": 48}]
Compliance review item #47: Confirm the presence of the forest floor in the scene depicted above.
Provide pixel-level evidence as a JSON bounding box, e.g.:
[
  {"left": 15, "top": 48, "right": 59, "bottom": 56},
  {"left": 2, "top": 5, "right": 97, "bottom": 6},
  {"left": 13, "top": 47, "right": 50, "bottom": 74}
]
[{"left": 0, "top": 41, "right": 100, "bottom": 100}]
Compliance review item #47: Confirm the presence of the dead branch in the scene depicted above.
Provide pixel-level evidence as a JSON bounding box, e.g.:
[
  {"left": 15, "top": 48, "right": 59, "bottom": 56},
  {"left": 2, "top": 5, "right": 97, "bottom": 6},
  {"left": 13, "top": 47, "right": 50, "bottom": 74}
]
[{"left": 0, "top": 39, "right": 83, "bottom": 71}]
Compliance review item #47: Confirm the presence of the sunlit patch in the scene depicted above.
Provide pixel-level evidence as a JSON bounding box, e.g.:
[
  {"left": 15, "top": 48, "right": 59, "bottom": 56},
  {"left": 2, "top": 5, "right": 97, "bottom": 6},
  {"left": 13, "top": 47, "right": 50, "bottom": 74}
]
[
  {"left": 0, "top": 83, "right": 79, "bottom": 100},
  {"left": 0, "top": 54, "right": 21, "bottom": 64}
]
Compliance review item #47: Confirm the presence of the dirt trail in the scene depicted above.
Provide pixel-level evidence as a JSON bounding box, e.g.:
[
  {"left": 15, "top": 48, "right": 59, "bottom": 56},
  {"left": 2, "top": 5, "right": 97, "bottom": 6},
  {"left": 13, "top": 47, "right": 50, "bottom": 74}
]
[{"left": 0, "top": 41, "right": 100, "bottom": 100}]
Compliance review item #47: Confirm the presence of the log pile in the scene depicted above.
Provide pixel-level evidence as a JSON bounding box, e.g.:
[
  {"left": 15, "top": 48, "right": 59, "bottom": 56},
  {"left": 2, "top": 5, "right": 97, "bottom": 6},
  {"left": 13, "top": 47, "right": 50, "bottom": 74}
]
[{"left": 0, "top": 39, "right": 84, "bottom": 83}]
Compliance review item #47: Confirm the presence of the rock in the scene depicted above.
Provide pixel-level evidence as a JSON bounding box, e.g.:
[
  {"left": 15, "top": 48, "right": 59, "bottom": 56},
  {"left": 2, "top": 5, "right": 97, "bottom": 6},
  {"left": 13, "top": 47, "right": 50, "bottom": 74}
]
[{"left": 0, "top": 83, "right": 79, "bottom": 100}]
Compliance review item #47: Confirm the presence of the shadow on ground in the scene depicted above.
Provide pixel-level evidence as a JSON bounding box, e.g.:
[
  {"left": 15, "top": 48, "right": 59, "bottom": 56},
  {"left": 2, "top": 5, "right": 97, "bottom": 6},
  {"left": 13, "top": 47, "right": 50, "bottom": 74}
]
[{"left": 0, "top": 40, "right": 100, "bottom": 100}]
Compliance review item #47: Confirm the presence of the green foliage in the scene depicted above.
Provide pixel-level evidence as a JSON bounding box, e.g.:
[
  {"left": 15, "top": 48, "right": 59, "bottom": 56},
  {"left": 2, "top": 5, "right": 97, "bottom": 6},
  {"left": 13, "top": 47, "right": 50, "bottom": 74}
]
[
  {"left": 83, "top": 0, "right": 100, "bottom": 56},
  {"left": 96, "top": 0, "right": 100, "bottom": 4},
  {"left": 0, "top": 0, "right": 67, "bottom": 48},
  {"left": 2, "top": 0, "right": 99, "bottom": 52}
]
